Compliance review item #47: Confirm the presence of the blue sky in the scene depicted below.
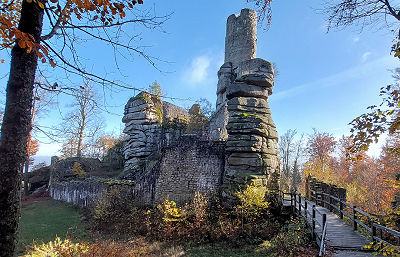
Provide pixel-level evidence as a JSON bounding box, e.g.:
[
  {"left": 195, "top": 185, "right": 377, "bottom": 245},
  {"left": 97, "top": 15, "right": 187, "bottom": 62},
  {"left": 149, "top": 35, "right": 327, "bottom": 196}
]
[{"left": 0, "top": 0, "right": 398, "bottom": 163}]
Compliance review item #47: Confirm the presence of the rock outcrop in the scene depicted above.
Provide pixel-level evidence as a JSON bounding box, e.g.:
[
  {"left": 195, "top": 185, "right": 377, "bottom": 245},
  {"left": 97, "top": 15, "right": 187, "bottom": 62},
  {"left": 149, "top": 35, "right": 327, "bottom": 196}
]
[
  {"left": 219, "top": 9, "right": 280, "bottom": 202},
  {"left": 122, "top": 92, "right": 192, "bottom": 175},
  {"left": 122, "top": 93, "right": 164, "bottom": 172}
]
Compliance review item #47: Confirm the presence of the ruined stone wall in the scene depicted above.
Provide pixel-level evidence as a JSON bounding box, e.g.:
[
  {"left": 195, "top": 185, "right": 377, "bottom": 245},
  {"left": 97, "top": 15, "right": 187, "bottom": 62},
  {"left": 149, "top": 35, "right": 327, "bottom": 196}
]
[
  {"left": 50, "top": 136, "right": 225, "bottom": 207},
  {"left": 225, "top": 9, "right": 257, "bottom": 67},
  {"left": 50, "top": 178, "right": 109, "bottom": 207},
  {"left": 153, "top": 135, "right": 225, "bottom": 205}
]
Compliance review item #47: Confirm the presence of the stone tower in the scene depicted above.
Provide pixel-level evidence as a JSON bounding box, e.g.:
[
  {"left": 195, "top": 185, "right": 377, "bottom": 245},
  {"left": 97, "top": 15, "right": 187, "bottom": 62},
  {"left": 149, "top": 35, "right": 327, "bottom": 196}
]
[{"left": 218, "top": 9, "right": 280, "bottom": 202}]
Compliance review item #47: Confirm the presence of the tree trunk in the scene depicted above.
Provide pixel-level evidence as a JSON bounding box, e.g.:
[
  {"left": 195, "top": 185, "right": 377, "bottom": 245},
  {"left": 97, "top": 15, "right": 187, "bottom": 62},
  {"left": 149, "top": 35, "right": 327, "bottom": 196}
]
[
  {"left": 0, "top": 1, "right": 44, "bottom": 256},
  {"left": 77, "top": 117, "right": 86, "bottom": 158},
  {"left": 23, "top": 161, "right": 30, "bottom": 196}
]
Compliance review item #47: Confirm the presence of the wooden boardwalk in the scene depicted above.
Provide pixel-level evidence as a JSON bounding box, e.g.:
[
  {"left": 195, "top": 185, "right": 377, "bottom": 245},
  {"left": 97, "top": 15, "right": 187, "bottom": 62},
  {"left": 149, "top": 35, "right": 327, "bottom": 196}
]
[{"left": 283, "top": 196, "right": 376, "bottom": 256}]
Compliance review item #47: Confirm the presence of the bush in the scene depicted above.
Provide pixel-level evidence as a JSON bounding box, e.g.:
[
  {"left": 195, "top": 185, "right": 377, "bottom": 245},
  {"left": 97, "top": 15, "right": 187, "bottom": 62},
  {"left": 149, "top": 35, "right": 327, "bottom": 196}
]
[
  {"left": 235, "top": 183, "right": 270, "bottom": 222},
  {"left": 261, "top": 217, "right": 315, "bottom": 257},
  {"left": 89, "top": 188, "right": 280, "bottom": 247},
  {"left": 91, "top": 187, "right": 146, "bottom": 235},
  {"left": 23, "top": 237, "right": 151, "bottom": 257},
  {"left": 71, "top": 162, "right": 86, "bottom": 178}
]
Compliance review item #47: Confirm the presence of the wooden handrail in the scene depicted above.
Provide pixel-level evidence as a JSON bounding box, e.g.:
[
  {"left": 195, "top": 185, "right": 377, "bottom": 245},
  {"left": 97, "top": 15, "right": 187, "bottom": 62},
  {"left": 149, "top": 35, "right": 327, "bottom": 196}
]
[{"left": 281, "top": 190, "right": 400, "bottom": 247}]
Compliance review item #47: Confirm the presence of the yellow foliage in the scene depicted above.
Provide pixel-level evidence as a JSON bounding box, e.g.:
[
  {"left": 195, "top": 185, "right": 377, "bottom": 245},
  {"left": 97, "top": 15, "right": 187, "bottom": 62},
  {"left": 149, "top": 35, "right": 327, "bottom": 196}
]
[
  {"left": 303, "top": 158, "right": 337, "bottom": 185},
  {"left": 23, "top": 237, "right": 151, "bottom": 256},
  {"left": 235, "top": 183, "right": 270, "bottom": 220},
  {"left": 71, "top": 162, "right": 86, "bottom": 178},
  {"left": 24, "top": 237, "right": 89, "bottom": 256},
  {"left": 157, "top": 198, "right": 186, "bottom": 222}
]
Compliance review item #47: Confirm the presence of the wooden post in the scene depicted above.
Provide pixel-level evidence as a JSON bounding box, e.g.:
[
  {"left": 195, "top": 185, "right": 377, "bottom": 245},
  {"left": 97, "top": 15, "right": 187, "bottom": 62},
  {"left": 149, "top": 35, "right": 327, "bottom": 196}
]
[
  {"left": 323, "top": 213, "right": 327, "bottom": 230},
  {"left": 321, "top": 193, "right": 324, "bottom": 207},
  {"left": 371, "top": 223, "right": 376, "bottom": 242},
  {"left": 299, "top": 194, "right": 302, "bottom": 215},
  {"left": 305, "top": 200, "right": 308, "bottom": 219},
  {"left": 353, "top": 206, "right": 357, "bottom": 231},
  {"left": 312, "top": 205, "right": 316, "bottom": 240},
  {"left": 339, "top": 200, "right": 343, "bottom": 219},
  {"left": 290, "top": 192, "right": 294, "bottom": 214},
  {"left": 329, "top": 195, "right": 332, "bottom": 212},
  {"left": 294, "top": 193, "right": 296, "bottom": 215}
]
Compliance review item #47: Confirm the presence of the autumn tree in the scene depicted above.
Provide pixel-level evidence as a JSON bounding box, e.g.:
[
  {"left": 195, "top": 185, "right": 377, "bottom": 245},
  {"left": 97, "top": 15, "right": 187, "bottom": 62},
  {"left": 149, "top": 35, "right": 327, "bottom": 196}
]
[
  {"left": 303, "top": 129, "right": 337, "bottom": 184},
  {"left": 23, "top": 136, "right": 39, "bottom": 195},
  {"left": 0, "top": 0, "right": 169, "bottom": 254},
  {"left": 84, "top": 134, "right": 119, "bottom": 159},
  {"left": 350, "top": 69, "right": 400, "bottom": 154}
]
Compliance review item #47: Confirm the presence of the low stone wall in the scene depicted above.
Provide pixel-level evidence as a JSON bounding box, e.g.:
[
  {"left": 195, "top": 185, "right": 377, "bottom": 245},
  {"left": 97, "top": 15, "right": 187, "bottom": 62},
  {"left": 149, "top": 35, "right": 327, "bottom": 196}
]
[
  {"left": 50, "top": 178, "right": 110, "bottom": 207},
  {"left": 50, "top": 136, "right": 226, "bottom": 207}
]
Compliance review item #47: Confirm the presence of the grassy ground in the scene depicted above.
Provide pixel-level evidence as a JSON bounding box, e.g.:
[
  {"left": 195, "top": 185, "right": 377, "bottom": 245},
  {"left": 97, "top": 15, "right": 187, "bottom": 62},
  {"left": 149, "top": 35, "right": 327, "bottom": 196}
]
[{"left": 17, "top": 197, "right": 87, "bottom": 255}]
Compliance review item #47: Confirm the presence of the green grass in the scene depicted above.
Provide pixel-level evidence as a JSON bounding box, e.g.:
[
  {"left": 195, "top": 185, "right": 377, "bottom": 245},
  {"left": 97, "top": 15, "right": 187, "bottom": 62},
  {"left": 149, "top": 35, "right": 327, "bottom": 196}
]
[{"left": 17, "top": 197, "right": 87, "bottom": 255}]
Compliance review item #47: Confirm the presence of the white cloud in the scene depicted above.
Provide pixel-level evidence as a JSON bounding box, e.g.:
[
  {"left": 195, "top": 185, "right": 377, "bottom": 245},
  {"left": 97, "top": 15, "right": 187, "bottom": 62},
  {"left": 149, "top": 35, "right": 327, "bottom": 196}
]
[
  {"left": 182, "top": 55, "right": 211, "bottom": 85},
  {"left": 353, "top": 36, "right": 360, "bottom": 42},
  {"left": 361, "top": 51, "right": 372, "bottom": 63}
]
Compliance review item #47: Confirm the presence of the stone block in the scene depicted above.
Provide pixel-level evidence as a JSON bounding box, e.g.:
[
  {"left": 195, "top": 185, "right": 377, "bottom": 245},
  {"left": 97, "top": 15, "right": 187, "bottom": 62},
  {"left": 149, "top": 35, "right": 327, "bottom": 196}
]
[
  {"left": 227, "top": 97, "right": 269, "bottom": 109},
  {"left": 226, "top": 83, "right": 269, "bottom": 100}
]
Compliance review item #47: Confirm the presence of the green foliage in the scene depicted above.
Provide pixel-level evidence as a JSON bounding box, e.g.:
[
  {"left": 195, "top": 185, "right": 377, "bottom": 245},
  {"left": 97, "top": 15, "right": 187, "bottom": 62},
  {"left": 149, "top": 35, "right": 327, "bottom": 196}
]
[
  {"left": 71, "top": 162, "right": 86, "bottom": 178},
  {"left": 148, "top": 81, "right": 162, "bottom": 97}
]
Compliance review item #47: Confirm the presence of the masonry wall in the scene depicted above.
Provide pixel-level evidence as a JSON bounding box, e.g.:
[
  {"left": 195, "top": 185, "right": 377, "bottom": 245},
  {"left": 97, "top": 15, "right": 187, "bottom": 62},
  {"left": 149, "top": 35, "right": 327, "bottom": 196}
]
[
  {"left": 50, "top": 136, "right": 226, "bottom": 207},
  {"left": 50, "top": 178, "right": 110, "bottom": 207},
  {"left": 154, "top": 135, "right": 225, "bottom": 205}
]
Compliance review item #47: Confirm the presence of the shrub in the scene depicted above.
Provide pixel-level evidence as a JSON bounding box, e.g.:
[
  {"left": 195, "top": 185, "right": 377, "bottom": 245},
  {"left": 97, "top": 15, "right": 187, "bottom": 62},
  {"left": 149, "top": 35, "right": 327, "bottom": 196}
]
[
  {"left": 23, "top": 237, "right": 151, "bottom": 257},
  {"left": 91, "top": 187, "right": 146, "bottom": 235},
  {"left": 264, "top": 217, "right": 315, "bottom": 257},
  {"left": 71, "top": 162, "right": 86, "bottom": 178},
  {"left": 89, "top": 189, "right": 280, "bottom": 247},
  {"left": 235, "top": 183, "right": 270, "bottom": 222}
]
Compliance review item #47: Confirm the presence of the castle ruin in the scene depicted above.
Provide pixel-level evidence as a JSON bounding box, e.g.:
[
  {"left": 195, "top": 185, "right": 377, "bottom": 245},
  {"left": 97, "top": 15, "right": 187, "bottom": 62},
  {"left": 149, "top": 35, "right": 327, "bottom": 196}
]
[
  {"left": 50, "top": 9, "right": 280, "bottom": 207},
  {"left": 121, "top": 8, "right": 280, "bottom": 204}
]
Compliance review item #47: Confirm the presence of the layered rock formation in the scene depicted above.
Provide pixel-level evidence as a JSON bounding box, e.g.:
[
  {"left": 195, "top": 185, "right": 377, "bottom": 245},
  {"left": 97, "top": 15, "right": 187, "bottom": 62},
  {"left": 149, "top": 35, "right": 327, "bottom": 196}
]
[
  {"left": 219, "top": 9, "right": 280, "bottom": 200},
  {"left": 122, "top": 92, "right": 195, "bottom": 175},
  {"left": 122, "top": 92, "right": 164, "bottom": 172}
]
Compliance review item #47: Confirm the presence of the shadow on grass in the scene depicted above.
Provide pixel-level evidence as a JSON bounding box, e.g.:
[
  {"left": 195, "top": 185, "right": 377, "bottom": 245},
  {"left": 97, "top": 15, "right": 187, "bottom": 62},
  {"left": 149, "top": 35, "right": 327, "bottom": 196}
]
[{"left": 17, "top": 197, "right": 87, "bottom": 255}]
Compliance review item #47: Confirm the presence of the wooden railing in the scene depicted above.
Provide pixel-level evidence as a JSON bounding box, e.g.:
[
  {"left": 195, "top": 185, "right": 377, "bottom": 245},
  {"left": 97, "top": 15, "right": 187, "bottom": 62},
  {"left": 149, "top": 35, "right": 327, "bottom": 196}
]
[{"left": 281, "top": 190, "right": 400, "bottom": 248}]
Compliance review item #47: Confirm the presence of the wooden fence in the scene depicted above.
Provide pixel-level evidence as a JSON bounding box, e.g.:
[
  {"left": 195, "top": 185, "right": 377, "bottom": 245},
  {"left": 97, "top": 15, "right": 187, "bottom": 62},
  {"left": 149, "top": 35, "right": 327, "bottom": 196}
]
[{"left": 281, "top": 190, "right": 400, "bottom": 251}]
